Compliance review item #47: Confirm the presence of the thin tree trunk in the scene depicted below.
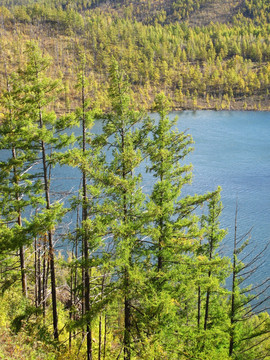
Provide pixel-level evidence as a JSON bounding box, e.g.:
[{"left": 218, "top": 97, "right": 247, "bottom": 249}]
[
  {"left": 204, "top": 224, "right": 214, "bottom": 331},
  {"left": 158, "top": 218, "right": 164, "bottom": 272},
  {"left": 39, "top": 105, "right": 59, "bottom": 340},
  {"left": 42, "top": 237, "right": 47, "bottom": 321},
  {"left": 103, "top": 314, "right": 107, "bottom": 360},
  {"left": 120, "top": 121, "right": 132, "bottom": 360},
  {"left": 81, "top": 62, "right": 92, "bottom": 360},
  {"left": 19, "top": 245, "right": 27, "bottom": 296},
  {"left": 12, "top": 148, "right": 27, "bottom": 297},
  {"left": 73, "top": 226, "right": 78, "bottom": 342},
  {"left": 69, "top": 254, "right": 73, "bottom": 350},
  {"left": 38, "top": 239, "right": 42, "bottom": 307},
  {"left": 158, "top": 166, "right": 164, "bottom": 272},
  {"left": 197, "top": 285, "right": 201, "bottom": 328},
  {"left": 98, "top": 313, "right": 102, "bottom": 360},
  {"left": 98, "top": 274, "right": 106, "bottom": 360},
  {"left": 229, "top": 205, "right": 238, "bottom": 356},
  {"left": 123, "top": 152, "right": 131, "bottom": 360},
  {"left": 204, "top": 280, "right": 210, "bottom": 331},
  {"left": 124, "top": 289, "right": 131, "bottom": 360},
  {"left": 35, "top": 237, "right": 38, "bottom": 308}
]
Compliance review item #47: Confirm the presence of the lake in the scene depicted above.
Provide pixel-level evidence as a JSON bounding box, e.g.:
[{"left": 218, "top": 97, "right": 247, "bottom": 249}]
[{"left": 164, "top": 110, "right": 270, "bottom": 289}]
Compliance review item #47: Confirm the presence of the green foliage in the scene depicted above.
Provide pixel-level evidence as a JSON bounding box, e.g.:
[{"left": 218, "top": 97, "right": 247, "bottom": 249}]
[
  {"left": 0, "top": 30, "right": 269, "bottom": 360},
  {"left": 1, "top": 2, "right": 270, "bottom": 111}
]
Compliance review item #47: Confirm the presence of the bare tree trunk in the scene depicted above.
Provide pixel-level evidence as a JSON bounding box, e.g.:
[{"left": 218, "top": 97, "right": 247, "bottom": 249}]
[
  {"left": 204, "top": 223, "right": 214, "bottom": 331},
  {"left": 73, "top": 226, "right": 78, "bottom": 343},
  {"left": 42, "top": 238, "right": 47, "bottom": 321},
  {"left": 12, "top": 147, "right": 27, "bottom": 297},
  {"left": 158, "top": 218, "right": 164, "bottom": 272},
  {"left": 98, "top": 312, "right": 102, "bottom": 360},
  {"left": 229, "top": 205, "right": 238, "bottom": 356},
  {"left": 39, "top": 106, "right": 59, "bottom": 340},
  {"left": 98, "top": 274, "right": 106, "bottom": 360},
  {"left": 81, "top": 61, "right": 92, "bottom": 360},
  {"left": 35, "top": 237, "right": 38, "bottom": 308},
  {"left": 204, "top": 279, "right": 210, "bottom": 330},
  {"left": 48, "top": 225, "right": 58, "bottom": 340},
  {"left": 103, "top": 314, "right": 107, "bottom": 360},
  {"left": 69, "top": 261, "right": 73, "bottom": 350},
  {"left": 197, "top": 286, "right": 201, "bottom": 328},
  {"left": 19, "top": 245, "right": 27, "bottom": 296},
  {"left": 38, "top": 239, "right": 42, "bottom": 307},
  {"left": 124, "top": 272, "right": 131, "bottom": 360}
]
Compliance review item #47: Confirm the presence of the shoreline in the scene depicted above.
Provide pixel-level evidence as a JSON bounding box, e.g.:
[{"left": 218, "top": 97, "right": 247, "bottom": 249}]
[{"left": 154, "top": 97, "right": 270, "bottom": 112}]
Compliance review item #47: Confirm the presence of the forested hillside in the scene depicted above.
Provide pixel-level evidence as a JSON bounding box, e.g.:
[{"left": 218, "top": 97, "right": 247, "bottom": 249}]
[
  {"left": 0, "top": 1, "right": 270, "bottom": 359},
  {"left": 0, "top": 0, "right": 270, "bottom": 110}
]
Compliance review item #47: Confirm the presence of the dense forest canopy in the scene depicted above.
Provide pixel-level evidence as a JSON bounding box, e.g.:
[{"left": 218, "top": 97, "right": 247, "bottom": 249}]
[
  {"left": 0, "top": 0, "right": 270, "bottom": 110},
  {"left": 0, "top": 1, "right": 270, "bottom": 359}
]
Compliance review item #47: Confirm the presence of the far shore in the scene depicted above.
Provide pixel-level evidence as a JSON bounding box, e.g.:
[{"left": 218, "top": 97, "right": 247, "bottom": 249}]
[{"left": 161, "top": 96, "right": 270, "bottom": 112}]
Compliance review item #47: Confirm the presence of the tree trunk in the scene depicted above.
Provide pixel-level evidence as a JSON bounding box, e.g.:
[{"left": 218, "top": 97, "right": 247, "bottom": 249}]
[
  {"left": 204, "top": 225, "right": 214, "bottom": 331},
  {"left": 42, "top": 238, "right": 47, "bottom": 321},
  {"left": 12, "top": 148, "right": 27, "bottom": 297},
  {"left": 124, "top": 290, "right": 131, "bottom": 360},
  {"left": 19, "top": 245, "right": 27, "bottom": 297},
  {"left": 69, "top": 260, "right": 73, "bottom": 349},
  {"left": 204, "top": 281, "right": 210, "bottom": 331},
  {"left": 98, "top": 275, "right": 105, "bottom": 360},
  {"left": 229, "top": 206, "right": 238, "bottom": 356},
  {"left": 39, "top": 108, "right": 59, "bottom": 340},
  {"left": 81, "top": 64, "right": 92, "bottom": 360},
  {"left": 197, "top": 285, "right": 201, "bottom": 328},
  {"left": 103, "top": 314, "right": 107, "bottom": 360}
]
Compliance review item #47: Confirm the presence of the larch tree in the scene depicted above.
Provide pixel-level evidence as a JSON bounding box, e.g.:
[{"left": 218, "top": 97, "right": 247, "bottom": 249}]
[
  {"left": 199, "top": 188, "right": 228, "bottom": 332},
  {"left": 96, "top": 60, "right": 151, "bottom": 360},
  {"left": 14, "top": 41, "right": 71, "bottom": 341},
  {"left": 0, "top": 56, "right": 37, "bottom": 297},
  {"left": 229, "top": 204, "right": 270, "bottom": 359},
  {"left": 142, "top": 93, "right": 219, "bottom": 357}
]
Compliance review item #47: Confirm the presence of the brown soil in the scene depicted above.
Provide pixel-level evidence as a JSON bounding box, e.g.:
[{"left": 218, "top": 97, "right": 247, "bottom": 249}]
[{"left": 187, "top": 0, "right": 245, "bottom": 27}]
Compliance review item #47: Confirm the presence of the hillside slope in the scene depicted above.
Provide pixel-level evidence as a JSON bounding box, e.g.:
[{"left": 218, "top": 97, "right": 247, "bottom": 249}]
[
  {"left": 91, "top": 0, "right": 246, "bottom": 25},
  {"left": 1, "top": 0, "right": 265, "bottom": 26},
  {"left": 187, "top": 0, "right": 244, "bottom": 26}
]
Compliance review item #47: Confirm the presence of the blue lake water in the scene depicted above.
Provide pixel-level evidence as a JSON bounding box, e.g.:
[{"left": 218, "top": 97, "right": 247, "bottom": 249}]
[{"left": 166, "top": 111, "right": 270, "bottom": 288}]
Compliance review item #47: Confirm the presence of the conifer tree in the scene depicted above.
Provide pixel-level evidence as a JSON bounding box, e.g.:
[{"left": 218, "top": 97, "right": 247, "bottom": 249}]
[
  {"left": 67, "top": 50, "right": 102, "bottom": 359},
  {"left": 97, "top": 60, "right": 151, "bottom": 360},
  {"left": 0, "top": 61, "right": 35, "bottom": 297},
  {"left": 77, "top": 50, "right": 92, "bottom": 360},
  {"left": 10, "top": 41, "right": 70, "bottom": 341},
  {"left": 229, "top": 205, "right": 270, "bottom": 358},
  {"left": 194, "top": 188, "right": 230, "bottom": 357},
  {"left": 60, "top": 49, "right": 107, "bottom": 358},
  {"left": 141, "top": 93, "right": 216, "bottom": 356},
  {"left": 200, "top": 188, "right": 228, "bottom": 332}
]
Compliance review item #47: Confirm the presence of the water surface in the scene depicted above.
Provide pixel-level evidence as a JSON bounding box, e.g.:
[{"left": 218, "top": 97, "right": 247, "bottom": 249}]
[{"left": 167, "top": 111, "right": 270, "bottom": 287}]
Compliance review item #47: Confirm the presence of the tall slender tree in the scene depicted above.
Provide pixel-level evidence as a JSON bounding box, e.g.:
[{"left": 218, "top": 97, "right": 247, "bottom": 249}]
[
  {"left": 229, "top": 204, "right": 270, "bottom": 358},
  {"left": 13, "top": 41, "right": 70, "bottom": 341},
  {"left": 61, "top": 48, "right": 105, "bottom": 358},
  {"left": 200, "top": 188, "right": 227, "bottom": 331},
  {"left": 142, "top": 93, "right": 220, "bottom": 356},
  {"left": 0, "top": 49, "right": 42, "bottom": 296},
  {"left": 97, "top": 60, "right": 151, "bottom": 360}
]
